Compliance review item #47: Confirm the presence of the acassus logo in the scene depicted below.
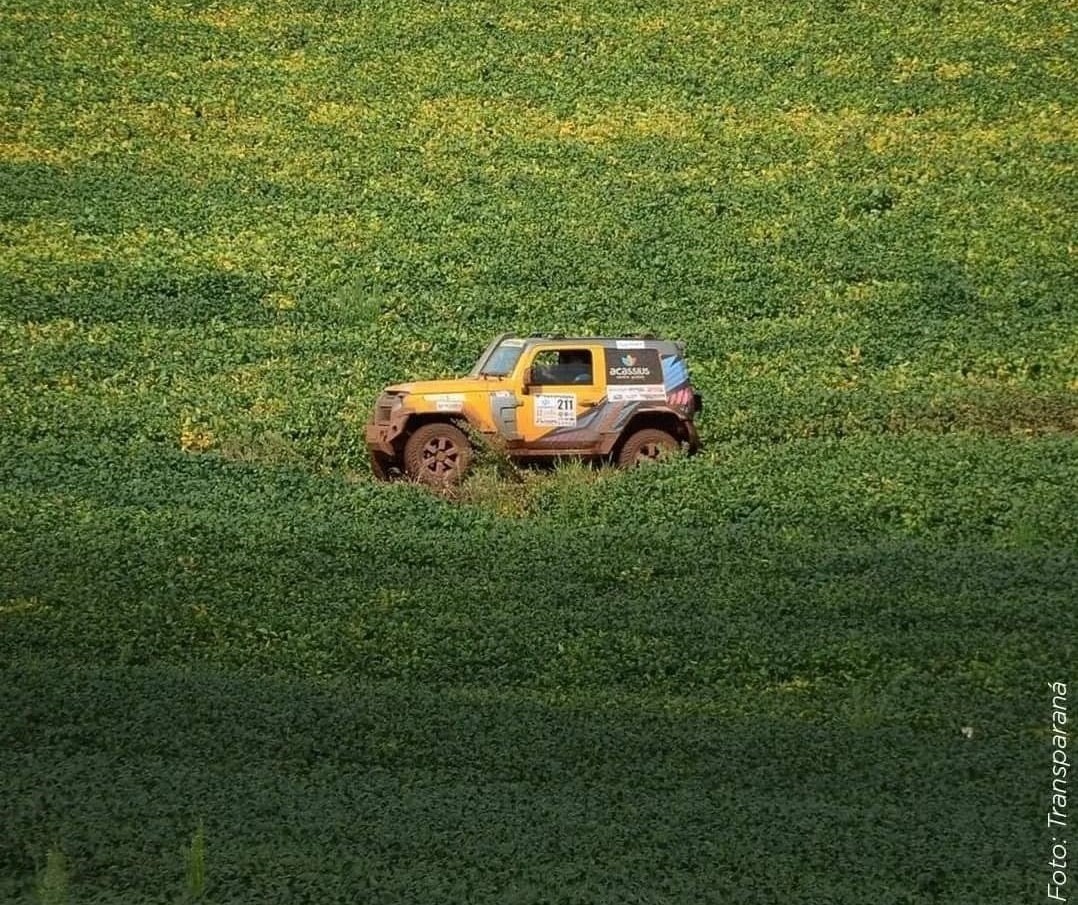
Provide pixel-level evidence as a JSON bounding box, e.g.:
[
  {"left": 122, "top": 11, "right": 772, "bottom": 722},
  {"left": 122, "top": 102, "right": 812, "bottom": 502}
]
[
  {"left": 605, "top": 346, "right": 660, "bottom": 382},
  {"left": 609, "top": 364, "right": 652, "bottom": 377}
]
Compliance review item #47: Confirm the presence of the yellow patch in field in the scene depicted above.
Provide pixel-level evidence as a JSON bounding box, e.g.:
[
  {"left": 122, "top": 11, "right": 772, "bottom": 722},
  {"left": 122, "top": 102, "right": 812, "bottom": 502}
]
[
  {"left": 1007, "top": 23, "right": 1072, "bottom": 54},
  {"left": 180, "top": 418, "right": 215, "bottom": 453},
  {"left": 774, "top": 676, "right": 813, "bottom": 693},
  {"left": 250, "top": 397, "right": 287, "bottom": 417},
  {"left": 194, "top": 5, "right": 255, "bottom": 29},
  {"left": 766, "top": 104, "right": 1078, "bottom": 161},
  {"left": 0, "top": 597, "right": 47, "bottom": 615},
  {"left": 746, "top": 217, "right": 790, "bottom": 248},
  {"left": 985, "top": 61, "right": 1019, "bottom": 79},
  {"left": 264, "top": 291, "right": 296, "bottom": 311},
  {"left": 279, "top": 51, "right": 307, "bottom": 73},
  {"left": 163, "top": 215, "right": 375, "bottom": 278},
  {"left": 1044, "top": 59, "right": 1074, "bottom": 81},
  {"left": 2, "top": 9, "right": 78, "bottom": 23},
  {"left": 22, "top": 320, "right": 79, "bottom": 343},
  {"left": 0, "top": 141, "right": 75, "bottom": 167},
  {"left": 500, "top": 10, "right": 589, "bottom": 31},
  {"left": 637, "top": 16, "right": 670, "bottom": 34},
  {"left": 0, "top": 220, "right": 107, "bottom": 266},
  {"left": 892, "top": 56, "right": 924, "bottom": 83},
  {"left": 844, "top": 282, "right": 878, "bottom": 303},
  {"left": 630, "top": 107, "right": 697, "bottom": 140},
  {"left": 306, "top": 101, "right": 378, "bottom": 129},
  {"left": 264, "top": 153, "right": 321, "bottom": 185},
  {"left": 111, "top": 225, "right": 174, "bottom": 261},
  {"left": 935, "top": 61, "right": 973, "bottom": 80},
  {"left": 69, "top": 98, "right": 277, "bottom": 156},
  {"left": 754, "top": 160, "right": 800, "bottom": 183},
  {"left": 299, "top": 211, "right": 380, "bottom": 251},
  {"left": 821, "top": 54, "right": 867, "bottom": 78},
  {"left": 220, "top": 143, "right": 251, "bottom": 162},
  {"left": 213, "top": 254, "right": 239, "bottom": 272},
  {"left": 416, "top": 97, "right": 698, "bottom": 147},
  {"left": 554, "top": 116, "right": 619, "bottom": 143}
]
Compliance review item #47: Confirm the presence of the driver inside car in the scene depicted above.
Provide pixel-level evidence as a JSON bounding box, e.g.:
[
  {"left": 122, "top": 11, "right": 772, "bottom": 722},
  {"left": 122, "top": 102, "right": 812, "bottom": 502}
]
[{"left": 556, "top": 350, "right": 592, "bottom": 384}]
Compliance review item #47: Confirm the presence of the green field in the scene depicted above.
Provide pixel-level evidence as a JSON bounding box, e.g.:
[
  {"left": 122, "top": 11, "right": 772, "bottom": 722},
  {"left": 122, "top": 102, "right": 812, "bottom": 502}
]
[{"left": 2, "top": 0, "right": 1076, "bottom": 901}]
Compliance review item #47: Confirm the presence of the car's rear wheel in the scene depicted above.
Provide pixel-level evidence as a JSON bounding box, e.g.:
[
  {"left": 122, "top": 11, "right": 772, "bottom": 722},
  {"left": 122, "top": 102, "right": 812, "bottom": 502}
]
[
  {"left": 617, "top": 428, "right": 679, "bottom": 468},
  {"left": 403, "top": 422, "right": 473, "bottom": 485}
]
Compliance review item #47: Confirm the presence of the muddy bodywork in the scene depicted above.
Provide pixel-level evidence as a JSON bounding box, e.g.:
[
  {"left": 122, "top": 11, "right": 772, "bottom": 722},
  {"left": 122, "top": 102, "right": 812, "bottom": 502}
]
[{"left": 366, "top": 334, "right": 701, "bottom": 477}]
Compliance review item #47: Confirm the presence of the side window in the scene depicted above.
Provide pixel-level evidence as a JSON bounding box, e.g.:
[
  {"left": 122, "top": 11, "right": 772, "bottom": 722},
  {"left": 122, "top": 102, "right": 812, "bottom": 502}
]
[{"left": 530, "top": 349, "right": 594, "bottom": 386}]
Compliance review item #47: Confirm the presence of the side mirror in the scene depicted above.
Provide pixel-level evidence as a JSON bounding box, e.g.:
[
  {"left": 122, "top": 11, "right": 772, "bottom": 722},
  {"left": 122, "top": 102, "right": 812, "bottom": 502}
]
[{"left": 521, "top": 367, "right": 533, "bottom": 394}]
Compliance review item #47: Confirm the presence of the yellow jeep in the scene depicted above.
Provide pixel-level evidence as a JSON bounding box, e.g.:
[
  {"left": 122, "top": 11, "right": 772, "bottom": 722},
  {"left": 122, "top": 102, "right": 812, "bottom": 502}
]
[{"left": 366, "top": 333, "right": 702, "bottom": 484}]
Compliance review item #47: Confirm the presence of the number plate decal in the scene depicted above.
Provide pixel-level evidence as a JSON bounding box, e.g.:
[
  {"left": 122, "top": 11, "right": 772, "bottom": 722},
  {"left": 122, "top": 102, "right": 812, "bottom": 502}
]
[{"left": 534, "top": 394, "right": 577, "bottom": 426}]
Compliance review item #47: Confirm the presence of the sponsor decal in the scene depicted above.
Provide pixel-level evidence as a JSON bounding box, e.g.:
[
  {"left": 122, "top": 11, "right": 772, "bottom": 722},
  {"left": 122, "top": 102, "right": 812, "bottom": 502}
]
[
  {"left": 615, "top": 339, "right": 647, "bottom": 349},
  {"left": 608, "top": 385, "right": 667, "bottom": 402},
  {"left": 661, "top": 355, "right": 694, "bottom": 407},
  {"left": 604, "top": 347, "right": 662, "bottom": 384},
  {"left": 424, "top": 393, "right": 465, "bottom": 413},
  {"left": 534, "top": 394, "right": 576, "bottom": 426},
  {"left": 667, "top": 386, "right": 694, "bottom": 407}
]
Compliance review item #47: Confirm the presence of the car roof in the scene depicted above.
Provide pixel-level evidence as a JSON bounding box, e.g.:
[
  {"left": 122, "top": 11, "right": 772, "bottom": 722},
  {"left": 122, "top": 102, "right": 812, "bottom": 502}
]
[{"left": 502, "top": 333, "right": 684, "bottom": 352}]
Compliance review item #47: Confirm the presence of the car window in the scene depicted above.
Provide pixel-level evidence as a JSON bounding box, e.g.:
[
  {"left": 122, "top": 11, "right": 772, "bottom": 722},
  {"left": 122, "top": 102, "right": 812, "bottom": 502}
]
[
  {"left": 478, "top": 341, "right": 525, "bottom": 376},
  {"left": 530, "top": 349, "right": 594, "bottom": 385}
]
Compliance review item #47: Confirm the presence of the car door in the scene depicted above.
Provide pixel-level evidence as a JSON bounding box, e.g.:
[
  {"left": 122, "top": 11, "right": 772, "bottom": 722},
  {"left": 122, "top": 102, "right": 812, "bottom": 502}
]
[{"left": 517, "top": 345, "right": 607, "bottom": 449}]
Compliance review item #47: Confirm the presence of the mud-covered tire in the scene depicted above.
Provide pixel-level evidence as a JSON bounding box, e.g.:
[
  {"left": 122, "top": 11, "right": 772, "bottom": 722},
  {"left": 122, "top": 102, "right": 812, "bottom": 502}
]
[
  {"left": 616, "top": 428, "right": 679, "bottom": 468},
  {"left": 403, "top": 422, "right": 473, "bottom": 485}
]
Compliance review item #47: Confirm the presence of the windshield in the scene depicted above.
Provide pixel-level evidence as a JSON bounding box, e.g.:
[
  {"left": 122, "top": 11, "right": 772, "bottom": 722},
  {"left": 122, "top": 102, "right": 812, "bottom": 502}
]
[{"left": 477, "top": 339, "right": 525, "bottom": 376}]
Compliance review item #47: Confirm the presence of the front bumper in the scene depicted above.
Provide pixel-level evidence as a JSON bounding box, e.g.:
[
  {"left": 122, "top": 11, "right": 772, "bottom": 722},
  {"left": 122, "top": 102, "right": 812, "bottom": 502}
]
[
  {"left": 368, "top": 418, "right": 405, "bottom": 474},
  {"left": 365, "top": 391, "right": 411, "bottom": 455},
  {"left": 365, "top": 421, "right": 397, "bottom": 457},
  {"left": 366, "top": 394, "right": 412, "bottom": 480},
  {"left": 366, "top": 421, "right": 403, "bottom": 480}
]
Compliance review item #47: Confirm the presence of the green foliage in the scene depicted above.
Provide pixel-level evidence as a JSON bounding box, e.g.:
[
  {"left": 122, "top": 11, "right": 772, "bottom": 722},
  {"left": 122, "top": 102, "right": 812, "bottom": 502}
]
[
  {"left": 0, "top": 0, "right": 1075, "bottom": 902},
  {"left": 185, "top": 821, "right": 206, "bottom": 901},
  {"left": 35, "top": 848, "right": 68, "bottom": 905},
  {"left": 1, "top": 439, "right": 1073, "bottom": 901}
]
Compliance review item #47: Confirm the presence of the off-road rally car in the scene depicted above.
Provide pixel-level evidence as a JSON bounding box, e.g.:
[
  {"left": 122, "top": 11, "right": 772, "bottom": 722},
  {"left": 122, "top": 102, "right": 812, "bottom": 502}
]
[{"left": 366, "top": 333, "right": 702, "bottom": 485}]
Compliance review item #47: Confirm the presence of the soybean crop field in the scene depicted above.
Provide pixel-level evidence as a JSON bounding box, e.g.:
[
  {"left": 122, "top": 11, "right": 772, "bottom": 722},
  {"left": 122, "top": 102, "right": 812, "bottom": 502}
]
[{"left": 1, "top": 1, "right": 1076, "bottom": 902}]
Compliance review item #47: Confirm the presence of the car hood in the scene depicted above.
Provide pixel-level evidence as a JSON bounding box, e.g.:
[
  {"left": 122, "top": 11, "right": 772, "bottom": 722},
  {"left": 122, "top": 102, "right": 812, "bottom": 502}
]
[{"left": 385, "top": 378, "right": 508, "bottom": 396}]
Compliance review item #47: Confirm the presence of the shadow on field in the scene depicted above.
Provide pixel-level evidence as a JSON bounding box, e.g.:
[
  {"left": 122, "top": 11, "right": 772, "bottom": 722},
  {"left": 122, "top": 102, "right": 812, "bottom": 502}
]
[
  {"left": 2, "top": 268, "right": 276, "bottom": 328},
  {"left": 0, "top": 159, "right": 285, "bottom": 327},
  {"left": 0, "top": 442, "right": 1072, "bottom": 902},
  {"left": 0, "top": 160, "right": 251, "bottom": 238},
  {"left": 0, "top": 440, "right": 1073, "bottom": 697},
  {"left": 0, "top": 661, "right": 1041, "bottom": 904}
]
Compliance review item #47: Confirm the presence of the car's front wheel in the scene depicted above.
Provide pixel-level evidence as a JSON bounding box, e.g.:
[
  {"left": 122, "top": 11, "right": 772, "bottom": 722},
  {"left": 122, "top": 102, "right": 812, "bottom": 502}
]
[
  {"left": 616, "top": 428, "right": 679, "bottom": 468},
  {"left": 403, "top": 422, "right": 474, "bottom": 486}
]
